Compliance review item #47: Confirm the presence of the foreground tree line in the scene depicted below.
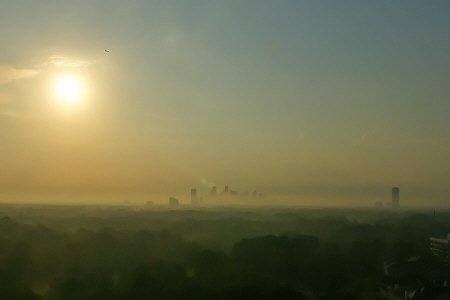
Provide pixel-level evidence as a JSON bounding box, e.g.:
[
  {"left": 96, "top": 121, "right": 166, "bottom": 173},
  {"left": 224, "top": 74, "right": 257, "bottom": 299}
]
[{"left": 0, "top": 207, "right": 448, "bottom": 299}]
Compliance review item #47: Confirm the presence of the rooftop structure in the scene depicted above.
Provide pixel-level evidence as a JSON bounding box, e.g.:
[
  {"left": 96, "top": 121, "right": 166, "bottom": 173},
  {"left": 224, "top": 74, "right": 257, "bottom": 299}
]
[
  {"left": 169, "top": 197, "right": 179, "bottom": 205},
  {"left": 430, "top": 234, "right": 450, "bottom": 265}
]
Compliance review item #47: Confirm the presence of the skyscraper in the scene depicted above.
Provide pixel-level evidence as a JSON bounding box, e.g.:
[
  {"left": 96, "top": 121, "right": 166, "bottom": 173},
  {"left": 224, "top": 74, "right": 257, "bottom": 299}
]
[
  {"left": 210, "top": 186, "right": 217, "bottom": 196},
  {"left": 392, "top": 187, "right": 399, "bottom": 208},
  {"left": 191, "top": 189, "right": 197, "bottom": 204},
  {"left": 223, "top": 186, "right": 229, "bottom": 196}
]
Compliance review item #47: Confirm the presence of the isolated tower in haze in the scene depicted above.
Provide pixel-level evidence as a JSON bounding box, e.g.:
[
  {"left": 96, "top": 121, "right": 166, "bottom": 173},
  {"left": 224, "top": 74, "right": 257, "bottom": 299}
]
[
  {"left": 210, "top": 186, "right": 217, "bottom": 196},
  {"left": 392, "top": 187, "right": 399, "bottom": 208},
  {"left": 191, "top": 189, "right": 197, "bottom": 204}
]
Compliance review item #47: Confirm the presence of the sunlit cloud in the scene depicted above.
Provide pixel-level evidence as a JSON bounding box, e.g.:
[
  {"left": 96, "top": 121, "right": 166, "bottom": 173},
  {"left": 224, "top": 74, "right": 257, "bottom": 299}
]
[
  {"left": 37, "top": 54, "right": 92, "bottom": 69},
  {"left": 0, "top": 66, "right": 39, "bottom": 84}
]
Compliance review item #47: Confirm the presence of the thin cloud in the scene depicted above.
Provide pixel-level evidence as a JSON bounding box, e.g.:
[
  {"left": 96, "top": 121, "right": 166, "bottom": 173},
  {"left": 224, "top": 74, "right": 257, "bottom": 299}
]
[
  {"left": 37, "top": 54, "right": 92, "bottom": 68},
  {"left": 0, "top": 66, "right": 39, "bottom": 84},
  {"left": 0, "top": 93, "right": 12, "bottom": 104},
  {"left": 0, "top": 109, "right": 17, "bottom": 119}
]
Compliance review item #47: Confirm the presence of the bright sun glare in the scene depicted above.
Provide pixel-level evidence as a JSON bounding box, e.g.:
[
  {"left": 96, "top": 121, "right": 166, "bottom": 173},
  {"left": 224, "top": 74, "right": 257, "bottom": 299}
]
[{"left": 53, "top": 75, "right": 84, "bottom": 105}]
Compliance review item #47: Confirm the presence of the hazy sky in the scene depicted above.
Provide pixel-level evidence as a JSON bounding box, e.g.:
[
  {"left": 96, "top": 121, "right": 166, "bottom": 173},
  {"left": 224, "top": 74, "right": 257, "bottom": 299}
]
[{"left": 1, "top": 1, "right": 449, "bottom": 205}]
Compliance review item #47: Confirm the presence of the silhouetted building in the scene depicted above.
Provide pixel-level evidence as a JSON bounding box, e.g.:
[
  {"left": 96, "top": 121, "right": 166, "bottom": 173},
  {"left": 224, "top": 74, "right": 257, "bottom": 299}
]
[
  {"left": 252, "top": 190, "right": 257, "bottom": 197},
  {"left": 210, "top": 186, "right": 217, "bottom": 196},
  {"left": 222, "top": 186, "right": 229, "bottom": 196},
  {"left": 230, "top": 190, "right": 238, "bottom": 196},
  {"left": 430, "top": 234, "right": 450, "bottom": 265},
  {"left": 392, "top": 187, "right": 399, "bottom": 208},
  {"left": 191, "top": 189, "right": 198, "bottom": 204},
  {"left": 169, "top": 197, "right": 179, "bottom": 205}
]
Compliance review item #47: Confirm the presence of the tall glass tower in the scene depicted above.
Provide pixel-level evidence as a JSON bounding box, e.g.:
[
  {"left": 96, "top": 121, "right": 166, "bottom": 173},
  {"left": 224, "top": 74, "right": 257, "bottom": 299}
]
[
  {"left": 392, "top": 187, "right": 399, "bottom": 208},
  {"left": 191, "top": 189, "right": 197, "bottom": 204}
]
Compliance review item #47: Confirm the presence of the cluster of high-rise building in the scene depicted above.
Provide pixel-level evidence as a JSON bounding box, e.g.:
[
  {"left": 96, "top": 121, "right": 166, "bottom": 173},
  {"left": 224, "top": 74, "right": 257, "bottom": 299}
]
[
  {"left": 168, "top": 185, "right": 264, "bottom": 206},
  {"left": 185, "top": 186, "right": 265, "bottom": 205},
  {"left": 208, "top": 185, "right": 264, "bottom": 199}
]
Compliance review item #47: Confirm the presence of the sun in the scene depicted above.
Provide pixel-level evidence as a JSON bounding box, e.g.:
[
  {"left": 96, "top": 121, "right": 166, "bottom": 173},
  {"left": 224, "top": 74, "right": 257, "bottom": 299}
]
[{"left": 53, "top": 74, "right": 84, "bottom": 105}]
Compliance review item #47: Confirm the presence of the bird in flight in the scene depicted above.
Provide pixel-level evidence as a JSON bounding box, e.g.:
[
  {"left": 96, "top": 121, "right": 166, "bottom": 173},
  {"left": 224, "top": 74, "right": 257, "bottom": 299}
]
[{"left": 105, "top": 49, "right": 110, "bottom": 52}]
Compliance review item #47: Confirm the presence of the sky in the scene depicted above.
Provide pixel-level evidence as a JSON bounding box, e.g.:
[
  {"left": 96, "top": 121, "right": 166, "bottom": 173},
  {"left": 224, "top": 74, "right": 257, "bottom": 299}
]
[{"left": 0, "top": 1, "right": 449, "bottom": 206}]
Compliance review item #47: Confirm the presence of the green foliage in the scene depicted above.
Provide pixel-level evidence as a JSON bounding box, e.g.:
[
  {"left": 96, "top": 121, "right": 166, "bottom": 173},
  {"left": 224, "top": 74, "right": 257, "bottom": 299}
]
[{"left": 0, "top": 205, "right": 446, "bottom": 299}]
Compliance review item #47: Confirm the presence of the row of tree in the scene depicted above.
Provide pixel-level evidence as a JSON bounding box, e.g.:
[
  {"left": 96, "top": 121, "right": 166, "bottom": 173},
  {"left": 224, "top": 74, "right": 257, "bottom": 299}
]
[{"left": 0, "top": 208, "right": 448, "bottom": 299}]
